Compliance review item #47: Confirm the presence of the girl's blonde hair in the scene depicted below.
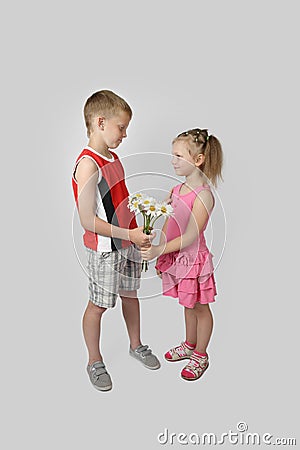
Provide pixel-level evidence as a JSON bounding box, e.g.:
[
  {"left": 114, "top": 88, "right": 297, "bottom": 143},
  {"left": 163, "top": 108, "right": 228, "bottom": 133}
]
[
  {"left": 173, "top": 128, "right": 223, "bottom": 187},
  {"left": 84, "top": 90, "right": 132, "bottom": 137}
]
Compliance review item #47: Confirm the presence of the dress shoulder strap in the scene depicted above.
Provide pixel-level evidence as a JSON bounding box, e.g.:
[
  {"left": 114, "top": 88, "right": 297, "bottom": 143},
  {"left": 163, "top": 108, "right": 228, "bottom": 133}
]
[
  {"left": 171, "top": 184, "right": 181, "bottom": 195},
  {"left": 194, "top": 184, "right": 211, "bottom": 193}
]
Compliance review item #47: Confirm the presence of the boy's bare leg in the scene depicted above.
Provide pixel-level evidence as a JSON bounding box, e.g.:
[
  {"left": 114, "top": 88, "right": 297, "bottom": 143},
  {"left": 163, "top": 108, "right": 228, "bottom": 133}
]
[
  {"left": 119, "top": 290, "right": 142, "bottom": 350},
  {"left": 82, "top": 301, "right": 107, "bottom": 365}
]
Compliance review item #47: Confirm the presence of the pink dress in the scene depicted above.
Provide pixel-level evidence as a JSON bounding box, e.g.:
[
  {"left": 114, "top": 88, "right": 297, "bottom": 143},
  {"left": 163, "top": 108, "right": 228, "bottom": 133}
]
[{"left": 156, "top": 183, "right": 217, "bottom": 308}]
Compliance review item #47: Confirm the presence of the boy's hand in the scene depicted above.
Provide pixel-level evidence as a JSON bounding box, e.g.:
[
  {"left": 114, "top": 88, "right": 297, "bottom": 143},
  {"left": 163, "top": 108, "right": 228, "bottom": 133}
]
[{"left": 129, "top": 226, "right": 155, "bottom": 247}]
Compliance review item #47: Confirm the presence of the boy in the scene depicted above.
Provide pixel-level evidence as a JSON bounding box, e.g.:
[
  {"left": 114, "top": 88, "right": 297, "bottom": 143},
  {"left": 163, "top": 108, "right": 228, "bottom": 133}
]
[{"left": 72, "top": 90, "right": 160, "bottom": 391}]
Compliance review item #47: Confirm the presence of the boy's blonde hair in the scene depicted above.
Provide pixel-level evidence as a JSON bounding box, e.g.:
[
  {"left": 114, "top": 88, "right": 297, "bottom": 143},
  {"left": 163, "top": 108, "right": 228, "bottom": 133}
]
[
  {"left": 84, "top": 90, "right": 132, "bottom": 137},
  {"left": 173, "top": 128, "right": 223, "bottom": 187}
]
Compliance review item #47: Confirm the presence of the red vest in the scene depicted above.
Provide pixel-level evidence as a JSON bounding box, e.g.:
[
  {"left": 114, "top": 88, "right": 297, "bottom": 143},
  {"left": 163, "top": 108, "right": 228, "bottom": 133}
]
[{"left": 72, "top": 147, "right": 137, "bottom": 251}]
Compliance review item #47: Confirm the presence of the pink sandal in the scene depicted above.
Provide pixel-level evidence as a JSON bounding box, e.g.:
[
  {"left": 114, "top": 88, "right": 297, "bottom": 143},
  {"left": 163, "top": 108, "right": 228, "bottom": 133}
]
[
  {"left": 181, "top": 352, "right": 209, "bottom": 380},
  {"left": 164, "top": 342, "right": 194, "bottom": 362}
]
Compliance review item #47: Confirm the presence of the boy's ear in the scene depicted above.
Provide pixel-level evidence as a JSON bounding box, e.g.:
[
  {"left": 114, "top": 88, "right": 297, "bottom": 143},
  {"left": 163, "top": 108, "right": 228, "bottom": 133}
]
[
  {"left": 195, "top": 153, "right": 205, "bottom": 167},
  {"left": 97, "top": 117, "right": 105, "bottom": 130}
]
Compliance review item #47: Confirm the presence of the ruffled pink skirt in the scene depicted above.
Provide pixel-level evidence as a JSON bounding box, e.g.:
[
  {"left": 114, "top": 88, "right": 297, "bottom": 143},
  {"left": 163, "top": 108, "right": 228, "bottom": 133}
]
[{"left": 156, "top": 250, "right": 217, "bottom": 308}]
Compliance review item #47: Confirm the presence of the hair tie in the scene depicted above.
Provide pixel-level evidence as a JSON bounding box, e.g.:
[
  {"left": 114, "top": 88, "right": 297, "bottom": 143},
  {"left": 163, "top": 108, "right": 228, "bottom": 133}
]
[{"left": 176, "top": 128, "right": 210, "bottom": 143}]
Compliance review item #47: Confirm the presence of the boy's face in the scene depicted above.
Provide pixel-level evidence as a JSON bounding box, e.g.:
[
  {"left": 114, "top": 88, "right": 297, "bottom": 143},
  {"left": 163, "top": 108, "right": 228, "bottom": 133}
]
[{"left": 101, "top": 111, "right": 131, "bottom": 149}]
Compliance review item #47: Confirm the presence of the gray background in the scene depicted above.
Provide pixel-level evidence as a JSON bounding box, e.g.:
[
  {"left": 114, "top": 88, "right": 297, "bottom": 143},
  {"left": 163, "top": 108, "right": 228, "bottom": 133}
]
[{"left": 1, "top": 0, "right": 299, "bottom": 449}]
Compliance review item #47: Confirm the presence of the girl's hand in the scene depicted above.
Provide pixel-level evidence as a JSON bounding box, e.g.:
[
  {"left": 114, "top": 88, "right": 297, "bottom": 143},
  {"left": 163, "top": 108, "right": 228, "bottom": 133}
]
[
  {"left": 140, "top": 244, "right": 162, "bottom": 261},
  {"left": 155, "top": 258, "right": 162, "bottom": 278}
]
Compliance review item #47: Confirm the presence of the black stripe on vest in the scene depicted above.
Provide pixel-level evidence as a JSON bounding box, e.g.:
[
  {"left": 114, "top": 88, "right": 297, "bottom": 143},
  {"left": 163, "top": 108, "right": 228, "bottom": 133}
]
[{"left": 98, "top": 177, "right": 122, "bottom": 251}]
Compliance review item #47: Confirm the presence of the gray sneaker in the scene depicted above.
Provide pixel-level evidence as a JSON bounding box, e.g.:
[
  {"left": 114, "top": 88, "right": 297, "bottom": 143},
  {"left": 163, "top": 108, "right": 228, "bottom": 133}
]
[
  {"left": 129, "top": 344, "right": 161, "bottom": 370},
  {"left": 86, "top": 361, "right": 112, "bottom": 391}
]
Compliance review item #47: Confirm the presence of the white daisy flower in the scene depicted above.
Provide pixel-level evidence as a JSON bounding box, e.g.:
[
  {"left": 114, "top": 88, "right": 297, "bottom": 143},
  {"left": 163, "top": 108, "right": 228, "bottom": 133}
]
[
  {"left": 127, "top": 192, "right": 174, "bottom": 272},
  {"left": 157, "top": 202, "right": 173, "bottom": 216},
  {"left": 140, "top": 196, "right": 156, "bottom": 211},
  {"left": 145, "top": 201, "right": 159, "bottom": 216}
]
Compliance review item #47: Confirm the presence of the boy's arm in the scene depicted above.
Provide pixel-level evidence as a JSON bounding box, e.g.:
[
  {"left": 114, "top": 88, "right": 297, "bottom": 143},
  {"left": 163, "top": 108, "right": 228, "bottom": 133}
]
[{"left": 75, "top": 158, "right": 151, "bottom": 247}]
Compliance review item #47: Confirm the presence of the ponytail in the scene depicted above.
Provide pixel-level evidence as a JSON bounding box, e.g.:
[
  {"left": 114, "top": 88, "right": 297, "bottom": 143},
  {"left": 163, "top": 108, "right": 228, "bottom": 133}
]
[{"left": 202, "top": 134, "right": 223, "bottom": 187}]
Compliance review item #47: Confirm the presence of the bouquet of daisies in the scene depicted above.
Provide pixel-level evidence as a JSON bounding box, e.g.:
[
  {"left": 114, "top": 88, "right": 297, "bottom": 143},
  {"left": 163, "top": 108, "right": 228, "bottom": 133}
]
[{"left": 128, "top": 193, "right": 173, "bottom": 271}]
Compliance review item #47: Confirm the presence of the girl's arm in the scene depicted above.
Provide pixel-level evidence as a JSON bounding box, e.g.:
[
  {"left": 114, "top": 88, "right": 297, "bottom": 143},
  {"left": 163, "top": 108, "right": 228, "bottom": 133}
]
[
  {"left": 141, "top": 190, "right": 213, "bottom": 260},
  {"left": 163, "top": 190, "right": 213, "bottom": 254},
  {"left": 159, "top": 217, "right": 169, "bottom": 246},
  {"left": 155, "top": 217, "right": 169, "bottom": 277},
  {"left": 155, "top": 186, "right": 172, "bottom": 272},
  {"left": 75, "top": 158, "right": 151, "bottom": 247},
  {"left": 159, "top": 187, "right": 173, "bottom": 245}
]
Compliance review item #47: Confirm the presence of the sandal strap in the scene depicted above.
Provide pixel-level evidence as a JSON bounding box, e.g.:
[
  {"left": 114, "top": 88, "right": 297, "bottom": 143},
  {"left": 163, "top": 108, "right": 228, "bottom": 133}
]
[{"left": 184, "top": 354, "right": 208, "bottom": 375}]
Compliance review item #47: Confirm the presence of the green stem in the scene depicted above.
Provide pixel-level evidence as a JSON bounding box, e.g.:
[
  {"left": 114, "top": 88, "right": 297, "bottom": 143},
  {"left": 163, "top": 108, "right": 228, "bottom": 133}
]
[
  {"left": 141, "top": 213, "right": 150, "bottom": 271},
  {"left": 150, "top": 213, "right": 162, "bottom": 228}
]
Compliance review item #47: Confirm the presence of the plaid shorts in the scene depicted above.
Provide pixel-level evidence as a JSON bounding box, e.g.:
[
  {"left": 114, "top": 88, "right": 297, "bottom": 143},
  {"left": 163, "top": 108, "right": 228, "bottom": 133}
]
[{"left": 86, "top": 244, "right": 142, "bottom": 308}]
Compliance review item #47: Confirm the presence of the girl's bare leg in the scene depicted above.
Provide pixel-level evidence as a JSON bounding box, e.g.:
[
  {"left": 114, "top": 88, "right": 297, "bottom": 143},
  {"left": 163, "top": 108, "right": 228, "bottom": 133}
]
[
  {"left": 193, "top": 303, "right": 214, "bottom": 353},
  {"left": 184, "top": 307, "right": 197, "bottom": 345}
]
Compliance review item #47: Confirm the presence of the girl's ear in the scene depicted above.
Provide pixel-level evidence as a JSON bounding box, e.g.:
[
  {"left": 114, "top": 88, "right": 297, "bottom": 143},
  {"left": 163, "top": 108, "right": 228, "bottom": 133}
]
[{"left": 195, "top": 153, "right": 205, "bottom": 167}]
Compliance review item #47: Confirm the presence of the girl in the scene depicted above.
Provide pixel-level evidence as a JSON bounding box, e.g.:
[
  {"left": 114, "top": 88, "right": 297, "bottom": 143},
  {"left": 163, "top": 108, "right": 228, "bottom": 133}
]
[{"left": 141, "top": 128, "right": 223, "bottom": 381}]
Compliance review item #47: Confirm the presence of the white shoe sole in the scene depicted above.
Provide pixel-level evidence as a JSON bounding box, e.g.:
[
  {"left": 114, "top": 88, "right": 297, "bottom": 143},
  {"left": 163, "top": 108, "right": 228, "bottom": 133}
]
[{"left": 129, "top": 352, "right": 161, "bottom": 370}]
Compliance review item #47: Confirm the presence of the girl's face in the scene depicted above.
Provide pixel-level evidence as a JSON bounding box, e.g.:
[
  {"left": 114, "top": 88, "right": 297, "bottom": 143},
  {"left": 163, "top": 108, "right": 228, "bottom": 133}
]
[{"left": 171, "top": 141, "right": 198, "bottom": 177}]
